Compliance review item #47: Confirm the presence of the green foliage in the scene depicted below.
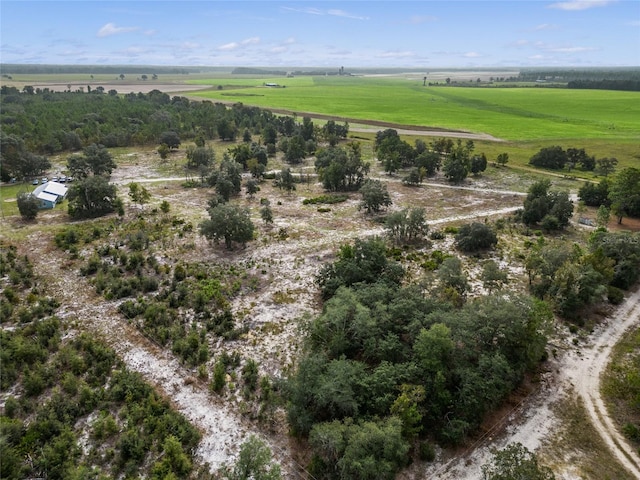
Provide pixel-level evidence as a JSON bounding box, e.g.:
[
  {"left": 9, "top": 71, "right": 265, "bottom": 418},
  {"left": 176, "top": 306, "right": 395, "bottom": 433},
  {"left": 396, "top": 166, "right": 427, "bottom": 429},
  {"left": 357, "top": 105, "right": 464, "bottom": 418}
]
[
  {"left": 385, "top": 208, "right": 429, "bottom": 244},
  {"left": 128, "top": 182, "right": 151, "bottom": 208},
  {"left": 303, "top": 194, "right": 349, "bottom": 205},
  {"left": 359, "top": 179, "right": 392, "bottom": 214},
  {"left": 521, "top": 179, "right": 573, "bottom": 230},
  {"left": 609, "top": 167, "right": 640, "bottom": 223},
  {"left": 315, "top": 143, "right": 370, "bottom": 191},
  {"left": 528, "top": 145, "right": 568, "bottom": 170},
  {"left": 309, "top": 417, "right": 409, "bottom": 480},
  {"left": 455, "top": 222, "right": 498, "bottom": 252},
  {"left": 482, "top": 443, "right": 555, "bottom": 480},
  {"left": 17, "top": 192, "right": 39, "bottom": 220},
  {"left": 222, "top": 435, "right": 282, "bottom": 480},
  {"left": 200, "top": 203, "right": 255, "bottom": 249},
  {"left": 67, "top": 143, "right": 116, "bottom": 179},
  {"left": 68, "top": 175, "right": 119, "bottom": 219},
  {"left": 316, "top": 237, "right": 404, "bottom": 300}
]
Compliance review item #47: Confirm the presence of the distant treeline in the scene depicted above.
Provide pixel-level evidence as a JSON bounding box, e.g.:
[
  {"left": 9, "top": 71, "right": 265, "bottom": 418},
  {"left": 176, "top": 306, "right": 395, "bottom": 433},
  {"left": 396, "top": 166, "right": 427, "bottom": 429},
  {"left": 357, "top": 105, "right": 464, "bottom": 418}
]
[
  {"left": 0, "top": 64, "right": 229, "bottom": 75},
  {"left": 567, "top": 79, "right": 640, "bottom": 92},
  {"left": 518, "top": 67, "right": 640, "bottom": 82}
]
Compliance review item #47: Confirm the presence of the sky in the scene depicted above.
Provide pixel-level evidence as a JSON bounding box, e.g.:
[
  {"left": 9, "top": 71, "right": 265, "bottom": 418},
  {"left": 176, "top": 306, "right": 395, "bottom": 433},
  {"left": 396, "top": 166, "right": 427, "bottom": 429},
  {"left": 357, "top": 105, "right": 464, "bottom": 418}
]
[{"left": 1, "top": 0, "right": 639, "bottom": 68}]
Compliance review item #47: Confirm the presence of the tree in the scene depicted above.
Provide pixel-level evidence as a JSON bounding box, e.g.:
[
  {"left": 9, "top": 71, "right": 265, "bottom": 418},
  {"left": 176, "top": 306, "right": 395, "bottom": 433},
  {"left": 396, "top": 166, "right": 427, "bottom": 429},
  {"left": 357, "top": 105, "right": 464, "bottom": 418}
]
[
  {"left": 128, "top": 182, "right": 151, "bottom": 209},
  {"left": 596, "top": 205, "right": 610, "bottom": 228},
  {"left": 608, "top": 167, "right": 640, "bottom": 224},
  {"left": 17, "top": 193, "right": 39, "bottom": 220},
  {"left": 359, "top": 179, "right": 392, "bottom": 214},
  {"left": 200, "top": 203, "right": 254, "bottom": 249},
  {"left": 529, "top": 146, "right": 567, "bottom": 170},
  {"left": 415, "top": 151, "right": 442, "bottom": 177},
  {"left": 260, "top": 201, "right": 274, "bottom": 225},
  {"left": 68, "top": 175, "right": 119, "bottom": 218},
  {"left": 316, "top": 237, "right": 404, "bottom": 300},
  {"left": 443, "top": 140, "right": 473, "bottom": 183},
  {"left": 316, "top": 143, "right": 369, "bottom": 192},
  {"left": 245, "top": 178, "right": 260, "bottom": 198},
  {"left": 159, "top": 131, "right": 181, "bottom": 149},
  {"left": 284, "top": 135, "right": 306, "bottom": 164},
  {"left": 67, "top": 143, "right": 116, "bottom": 179},
  {"left": 186, "top": 145, "right": 215, "bottom": 169},
  {"left": 481, "top": 260, "right": 508, "bottom": 293},
  {"left": 596, "top": 157, "right": 618, "bottom": 177},
  {"left": 274, "top": 168, "right": 296, "bottom": 193},
  {"left": 455, "top": 222, "right": 498, "bottom": 252},
  {"left": 496, "top": 152, "right": 509, "bottom": 167},
  {"left": 437, "top": 256, "right": 469, "bottom": 296},
  {"left": 157, "top": 143, "right": 170, "bottom": 160},
  {"left": 567, "top": 147, "right": 595, "bottom": 171},
  {"left": 470, "top": 153, "right": 488, "bottom": 176},
  {"left": 222, "top": 435, "right": 282, "bottom": 480},
  {"left": 482, "top": 443, "right": 555, "bottom": 480},
  {"left": 385, "top": 208, "right": 429, "bottom": 244},
  {"left": 578, "top": 179, "right": 610, "bottom": 207},
  {"left": 521, "top": 180, "right": 573, "bottom": 229}
]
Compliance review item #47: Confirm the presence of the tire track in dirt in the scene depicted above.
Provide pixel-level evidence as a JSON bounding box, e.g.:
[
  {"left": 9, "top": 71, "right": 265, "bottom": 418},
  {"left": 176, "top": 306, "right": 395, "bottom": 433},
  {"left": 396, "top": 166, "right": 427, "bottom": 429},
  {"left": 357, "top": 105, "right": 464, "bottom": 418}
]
[{"left": 567, "top": 288, "right": 640, "bottom": 478}]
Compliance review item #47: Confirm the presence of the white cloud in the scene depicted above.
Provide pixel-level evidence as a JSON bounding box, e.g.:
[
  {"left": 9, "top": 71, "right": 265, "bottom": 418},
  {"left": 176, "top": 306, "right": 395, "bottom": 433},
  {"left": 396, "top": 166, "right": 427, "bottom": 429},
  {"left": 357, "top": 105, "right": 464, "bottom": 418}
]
[
  {"left": 241, "top": 37, "right": 260, "bottom": 46},
  {"left": 218, "top": 42, "right": 239, "bottom": 51},
  {"left": 547, "top": 0, "right": 615, "bottom": 11},
  {"left": 97, "top": 23, "right": 138, "bottom": 38},
  {"left": 548, "top": 46, "right": 596, "bottom": 52},
  {"left": 327, "top": 9, "right": 370, "bottom": 20},
  {"left": 282, "top": 6, "right": 368, "bottom": 20},
  {"left": 376, "top": 50, "right": 415, "bottom": 58},
  {"left": 463, "top": 51, "right": 482, "bottom": 58},
  {"left": 218, "top": 37, "right": 260, "bottom": 51},
  {"left": 533, "top": 23, "right": 558, "bottom": 31},
  {"left": 408, "top": 15, "right": 438, "bottom": 25}
]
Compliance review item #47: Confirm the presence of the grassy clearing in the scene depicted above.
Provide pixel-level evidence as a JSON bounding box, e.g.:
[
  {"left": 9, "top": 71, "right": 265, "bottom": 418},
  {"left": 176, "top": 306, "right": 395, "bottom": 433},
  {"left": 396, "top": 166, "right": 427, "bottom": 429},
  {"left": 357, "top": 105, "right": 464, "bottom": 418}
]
[
  {"left": 602, "top": 326, "right": 640, "bottom": 452},
  {"left": 544, "top": 395, "right": 635, "bottom": 479},
  {"left": 189, "top": 76, "right": 640, "bottom": 142}
]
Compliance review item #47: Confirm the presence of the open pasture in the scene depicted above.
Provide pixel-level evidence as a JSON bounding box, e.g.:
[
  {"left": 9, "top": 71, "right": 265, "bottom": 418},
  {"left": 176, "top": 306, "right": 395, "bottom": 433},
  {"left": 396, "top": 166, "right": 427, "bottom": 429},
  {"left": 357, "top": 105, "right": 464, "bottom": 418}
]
[{"left": 190, "top": 75, "right": 640, "bottom": 142}]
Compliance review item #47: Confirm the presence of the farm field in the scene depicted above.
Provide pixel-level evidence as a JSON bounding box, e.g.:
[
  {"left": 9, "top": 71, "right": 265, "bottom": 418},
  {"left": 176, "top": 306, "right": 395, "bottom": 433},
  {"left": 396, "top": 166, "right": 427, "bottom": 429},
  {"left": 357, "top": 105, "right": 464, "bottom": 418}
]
[
  {"left": 2, "top": 69, "right": 640, "bottom": 479},
  {"left": 188, "top": 75, "right": 640, "bottom": 142}
]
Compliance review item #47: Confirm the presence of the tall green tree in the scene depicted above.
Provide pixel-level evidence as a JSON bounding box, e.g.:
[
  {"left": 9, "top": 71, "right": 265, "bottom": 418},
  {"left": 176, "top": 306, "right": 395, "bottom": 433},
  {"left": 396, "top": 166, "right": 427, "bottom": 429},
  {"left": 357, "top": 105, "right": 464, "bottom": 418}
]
[
  {"left": 17, "top": 193, "right": 39, "bottom": 220},
  {"left": 67, "top": 143, "right": 116, "bottom": 179},
  {"left": 68, "top": 175, "right": 119, "bottom": 218},
  {"left": 200, "top": 203, "right": 254, "bottom": 249},
  {"left": 609, "top": 167, "right": 640, "bottom": 223},
  {"left": 482, "top": 443, "right": 555, "bottom": 480},
  {"left": 359, "top": 179, "right": 392, "bottom": 214}
]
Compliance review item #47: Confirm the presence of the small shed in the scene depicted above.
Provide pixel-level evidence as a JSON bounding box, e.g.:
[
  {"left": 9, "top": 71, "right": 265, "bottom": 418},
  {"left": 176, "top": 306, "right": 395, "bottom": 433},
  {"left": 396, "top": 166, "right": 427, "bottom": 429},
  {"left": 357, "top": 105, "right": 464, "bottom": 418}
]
[
  {"left": 36, "top": 192, "right": 58, "bottom": 209},
  {"left": 42, "top": 181, "right": 68, "bottom": 200}
]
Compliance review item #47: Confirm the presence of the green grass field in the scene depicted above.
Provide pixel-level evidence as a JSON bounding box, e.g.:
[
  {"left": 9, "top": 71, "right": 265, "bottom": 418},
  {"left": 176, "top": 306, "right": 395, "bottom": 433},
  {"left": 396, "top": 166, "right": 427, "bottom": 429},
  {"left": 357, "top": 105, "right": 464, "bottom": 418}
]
[{"left": 189, "top": 75, "right": 640, "bottom": 142}]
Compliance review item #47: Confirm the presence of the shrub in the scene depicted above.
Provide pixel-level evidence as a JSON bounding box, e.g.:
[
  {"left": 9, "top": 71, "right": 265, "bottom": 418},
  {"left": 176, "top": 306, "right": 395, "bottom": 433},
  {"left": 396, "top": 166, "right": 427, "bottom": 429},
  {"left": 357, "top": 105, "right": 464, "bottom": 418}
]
[{"left": 455, "top": 222, "right": 497, "bottom": 252}]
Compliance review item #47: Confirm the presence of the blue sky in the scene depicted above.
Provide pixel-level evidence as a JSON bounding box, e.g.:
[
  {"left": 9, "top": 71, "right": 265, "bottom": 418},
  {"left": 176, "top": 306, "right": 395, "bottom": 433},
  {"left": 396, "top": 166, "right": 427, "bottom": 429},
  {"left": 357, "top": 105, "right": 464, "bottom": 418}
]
[{"left": 1, "top": 1, "right": 639, "bottom": 67}]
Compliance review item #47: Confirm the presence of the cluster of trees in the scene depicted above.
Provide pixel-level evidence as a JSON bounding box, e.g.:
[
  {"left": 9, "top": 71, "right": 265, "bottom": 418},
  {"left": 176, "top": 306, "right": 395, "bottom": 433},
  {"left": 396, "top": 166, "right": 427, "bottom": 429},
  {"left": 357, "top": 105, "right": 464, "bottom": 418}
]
[
  {"left": 525, "top": 230, "right": 640, "bottom": 320},
  {"left": 0, "top": 244, "right": 201, "bottom": 479},
  {"left": 528, "top": 146, "right": 618, "bottom": 175},
  {"left": 579, "top": 168, "right": 640, "bottom": 224},
  {"left": 520, "top": 179, "right": 574, "bottom": 231},
  {"left": 65, "top": 143, "right": 121, "bottom": 219},
  {"left": 567, "top": 79, "right": 640, "bottom": 92},
  {"left": 288, "top": 237, "right": 552, "bottom": 478},
  {"left": 373, "top": 130, "right": 487, "bottom": 183},
  {"left": 0, "top": 87, "right": 348, "bottom": 182}
]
